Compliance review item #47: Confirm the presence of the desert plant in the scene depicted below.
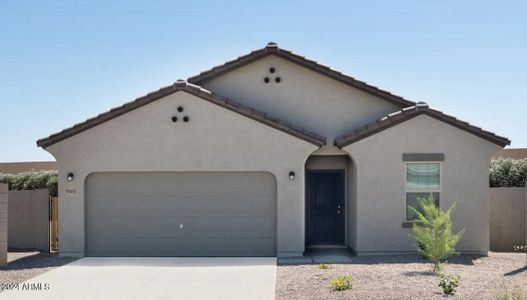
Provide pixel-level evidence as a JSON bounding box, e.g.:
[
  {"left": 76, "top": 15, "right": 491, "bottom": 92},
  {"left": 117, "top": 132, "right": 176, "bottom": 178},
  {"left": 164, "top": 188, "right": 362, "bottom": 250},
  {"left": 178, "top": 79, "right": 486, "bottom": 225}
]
[
  {"left": 496, "top": 285, "right": 527, "bottom": 300},
  {"left": 409, "top": 194, "right": 465, "bottom": 272},
  {"left": 329, "top": 275, "right": 352, "bottom": 291},
  {"left": 319, "top": 263, "right": 332, "bottom": 269},
  {"left": 438, "top": 273, "right": 460, "bottom": 296}
]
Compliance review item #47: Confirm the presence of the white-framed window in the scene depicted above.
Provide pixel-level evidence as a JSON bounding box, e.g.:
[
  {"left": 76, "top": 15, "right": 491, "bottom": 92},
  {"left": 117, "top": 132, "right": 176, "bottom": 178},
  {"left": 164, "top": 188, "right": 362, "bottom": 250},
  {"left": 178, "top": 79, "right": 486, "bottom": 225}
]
[{"left": 405, "top": 162, "right": 440, "bottom": 220}]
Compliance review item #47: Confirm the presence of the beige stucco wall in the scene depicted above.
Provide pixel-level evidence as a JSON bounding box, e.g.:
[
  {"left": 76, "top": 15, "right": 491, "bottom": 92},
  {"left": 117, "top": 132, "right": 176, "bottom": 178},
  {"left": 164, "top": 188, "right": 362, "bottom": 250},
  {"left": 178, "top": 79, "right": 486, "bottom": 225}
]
[
  {"left": 490, "top": 187, "right": 526, "bottom": 251},
  {"left": 8, "top": 190, "right": 50, "bottom": 251},
  {"left": 45, "top": 91, "right": 318, "bottom": 257},
  {"left": 0, "top": 184, "right": 7, "bottom": 266},
  {"left": 343, "top": 115, "right": 501, "bottom": 255},
  {"left": 202, "top": 55, "right": 401, "bottom": 155}
]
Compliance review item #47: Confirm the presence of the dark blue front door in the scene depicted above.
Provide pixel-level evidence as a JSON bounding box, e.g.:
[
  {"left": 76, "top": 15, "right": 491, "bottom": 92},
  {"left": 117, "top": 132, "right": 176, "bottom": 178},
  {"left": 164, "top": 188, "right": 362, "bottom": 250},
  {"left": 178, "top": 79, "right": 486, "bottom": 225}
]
[{"left": 306, "top": 170, "right": 345, "bottom": 245}]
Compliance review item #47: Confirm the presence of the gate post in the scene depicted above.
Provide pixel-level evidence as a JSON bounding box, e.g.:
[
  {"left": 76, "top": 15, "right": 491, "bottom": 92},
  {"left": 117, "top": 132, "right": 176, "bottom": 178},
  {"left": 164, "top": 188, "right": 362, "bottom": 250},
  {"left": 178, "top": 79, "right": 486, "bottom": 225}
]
[{"left": 0, "top": 183, "right": 8, "bottom": 267}]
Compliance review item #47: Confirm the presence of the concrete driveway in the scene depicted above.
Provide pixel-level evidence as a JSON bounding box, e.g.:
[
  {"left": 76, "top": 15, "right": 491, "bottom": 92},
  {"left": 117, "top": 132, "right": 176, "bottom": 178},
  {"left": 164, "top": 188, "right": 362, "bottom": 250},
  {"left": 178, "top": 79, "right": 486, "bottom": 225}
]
[{"left": 0, "top": 257, "right": 277, "bottom": 300}]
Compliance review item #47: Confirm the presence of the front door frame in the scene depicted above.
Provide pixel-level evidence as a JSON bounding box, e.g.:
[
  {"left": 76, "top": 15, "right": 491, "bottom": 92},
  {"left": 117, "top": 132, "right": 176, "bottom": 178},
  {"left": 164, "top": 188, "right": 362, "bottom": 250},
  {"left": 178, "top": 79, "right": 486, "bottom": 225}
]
[{"left": 305, "top": 169, "right": 346, "bottom": 246}]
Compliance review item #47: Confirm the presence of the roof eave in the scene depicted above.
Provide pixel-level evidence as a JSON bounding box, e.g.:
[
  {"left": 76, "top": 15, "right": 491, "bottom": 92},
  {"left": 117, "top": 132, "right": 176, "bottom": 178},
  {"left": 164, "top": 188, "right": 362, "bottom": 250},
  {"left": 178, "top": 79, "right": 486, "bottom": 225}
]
[
  {"left": 335, "top": 108, "right": 511, "bottom": 148},
  {"left": 36, "top": 81, "right": 326, "bottom": 149}
]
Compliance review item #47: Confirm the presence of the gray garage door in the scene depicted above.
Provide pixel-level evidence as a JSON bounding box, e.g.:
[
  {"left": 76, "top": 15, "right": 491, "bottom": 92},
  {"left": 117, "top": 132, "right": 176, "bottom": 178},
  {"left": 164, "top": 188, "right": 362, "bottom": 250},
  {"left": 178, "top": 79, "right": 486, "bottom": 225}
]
[{"left": 86, "top": 172, "right": 276, "bottom": 256}]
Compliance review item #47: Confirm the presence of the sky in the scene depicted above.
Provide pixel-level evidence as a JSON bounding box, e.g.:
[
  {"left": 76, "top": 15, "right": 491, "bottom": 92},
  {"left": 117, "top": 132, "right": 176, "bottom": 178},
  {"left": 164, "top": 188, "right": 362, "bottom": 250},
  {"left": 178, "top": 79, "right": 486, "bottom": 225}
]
[{"left": 1, "top": 0, "right": 526, "bottom": 162}]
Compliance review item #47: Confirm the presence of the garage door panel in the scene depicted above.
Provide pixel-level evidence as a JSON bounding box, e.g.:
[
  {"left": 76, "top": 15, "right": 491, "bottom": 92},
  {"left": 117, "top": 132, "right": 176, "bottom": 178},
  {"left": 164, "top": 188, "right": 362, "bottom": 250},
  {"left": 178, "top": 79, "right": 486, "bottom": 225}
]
[
  {"left": 88, "top": 174, "right": 160, "bottom": 193},
  {"left": 88, "top": 237, "right": 275, "bottom": 257},
  {"left": 89, "top": 216, "right": 275, "bottom": 239},
  {"left": 88, "top": 195, "right": 274, "bottom": 216},
  {"left": 88, "top": 197, "right": 274, "bottom": 217},
  {"left": 86, "top": 172, "right": 276, "bottom": 256},
  {"left": 89, "top": 209, "right": 274, "bottom": 219},
  {"left": 157, "top": 173, "right": 275, "bottom": 189}
]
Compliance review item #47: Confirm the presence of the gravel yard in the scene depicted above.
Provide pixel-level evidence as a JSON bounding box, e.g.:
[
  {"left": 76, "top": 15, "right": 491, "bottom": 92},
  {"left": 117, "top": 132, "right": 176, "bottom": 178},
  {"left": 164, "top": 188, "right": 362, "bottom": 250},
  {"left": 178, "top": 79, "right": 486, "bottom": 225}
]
[
  {"left": 276, "top": 252, "right": 527, "bottom": 299},
  {"left": 0, "top": 251, "right": 77, "bottom": 291}
]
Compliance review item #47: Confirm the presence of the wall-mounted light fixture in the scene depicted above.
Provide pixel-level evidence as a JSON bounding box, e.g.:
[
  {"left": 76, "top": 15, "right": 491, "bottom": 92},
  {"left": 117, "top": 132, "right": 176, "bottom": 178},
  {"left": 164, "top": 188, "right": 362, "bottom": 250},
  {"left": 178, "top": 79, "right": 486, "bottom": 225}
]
[
  {"left": 67, "top": 173, "right": 74, "bottom": 182},
  {"left": 289, "top": 171, "right": 295, "bottom": 180}
]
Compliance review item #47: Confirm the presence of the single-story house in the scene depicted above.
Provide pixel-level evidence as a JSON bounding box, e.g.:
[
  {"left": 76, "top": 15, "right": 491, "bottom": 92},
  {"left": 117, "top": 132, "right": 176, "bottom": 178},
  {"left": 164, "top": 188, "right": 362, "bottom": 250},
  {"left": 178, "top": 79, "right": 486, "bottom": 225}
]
[{"left": 37, "top": 42, "right": 510, "bottom": 257}]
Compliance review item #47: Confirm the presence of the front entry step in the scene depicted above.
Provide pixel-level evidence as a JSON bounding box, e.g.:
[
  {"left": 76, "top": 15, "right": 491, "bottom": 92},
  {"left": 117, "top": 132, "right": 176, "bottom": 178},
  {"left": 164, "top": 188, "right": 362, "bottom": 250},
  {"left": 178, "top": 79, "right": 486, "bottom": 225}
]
[{"left": 278, "top": 248, "right": 353, "bottom": 264}]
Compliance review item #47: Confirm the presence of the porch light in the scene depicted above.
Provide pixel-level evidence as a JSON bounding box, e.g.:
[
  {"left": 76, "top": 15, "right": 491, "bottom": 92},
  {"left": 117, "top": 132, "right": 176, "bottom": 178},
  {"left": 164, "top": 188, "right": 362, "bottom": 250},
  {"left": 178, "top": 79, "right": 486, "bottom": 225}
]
[
  {"left": 67, "top": 173, "right": 74, "bottom": 182},
  {"left": 289, "top": 171, "right": 295, "bottom": 180}
]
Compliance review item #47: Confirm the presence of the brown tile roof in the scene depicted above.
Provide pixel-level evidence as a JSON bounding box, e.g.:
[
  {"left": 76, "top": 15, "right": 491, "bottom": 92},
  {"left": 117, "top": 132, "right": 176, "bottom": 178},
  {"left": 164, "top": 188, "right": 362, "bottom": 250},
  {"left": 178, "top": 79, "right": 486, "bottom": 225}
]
[
  {"left": 188, "top": 42, "right": 417, "bottom": 108},
  {"left": 36, "top": 80, "right": 326, "bottom": 148},
  {"left": 493, "top": 148, "right": 527, "bottom": 159},
  {"left": 335, "top": 102, "right": 511, "bottom": 148}
]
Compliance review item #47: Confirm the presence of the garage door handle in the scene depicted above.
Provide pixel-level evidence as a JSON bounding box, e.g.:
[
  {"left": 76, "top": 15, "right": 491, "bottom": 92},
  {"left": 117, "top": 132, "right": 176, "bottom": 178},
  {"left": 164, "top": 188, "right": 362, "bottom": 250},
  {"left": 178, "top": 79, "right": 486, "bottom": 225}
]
[{"left": 180, "top": 224, "right": 184, "bottom": 230}]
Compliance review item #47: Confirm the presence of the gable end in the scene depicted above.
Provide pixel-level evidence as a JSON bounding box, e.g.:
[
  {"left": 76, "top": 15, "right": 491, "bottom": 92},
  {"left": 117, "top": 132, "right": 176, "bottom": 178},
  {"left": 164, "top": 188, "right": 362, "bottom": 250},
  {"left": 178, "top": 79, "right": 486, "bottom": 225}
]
[
  {"left": 188, "top": 42, "right": 417, "bottom": 108},
  {"left": 335, "top": 103, "right": 511, "bottom": 148},
  {"left": 37, "top": 81, "right": 326, "bottom": 148}
]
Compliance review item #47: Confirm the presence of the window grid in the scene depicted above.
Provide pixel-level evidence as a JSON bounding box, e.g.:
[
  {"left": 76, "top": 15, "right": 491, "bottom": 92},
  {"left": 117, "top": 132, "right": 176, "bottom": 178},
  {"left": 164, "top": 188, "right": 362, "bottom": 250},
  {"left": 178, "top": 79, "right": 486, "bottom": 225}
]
[{"left": 405, "top": 162, "right": 441, "bottom": 221}]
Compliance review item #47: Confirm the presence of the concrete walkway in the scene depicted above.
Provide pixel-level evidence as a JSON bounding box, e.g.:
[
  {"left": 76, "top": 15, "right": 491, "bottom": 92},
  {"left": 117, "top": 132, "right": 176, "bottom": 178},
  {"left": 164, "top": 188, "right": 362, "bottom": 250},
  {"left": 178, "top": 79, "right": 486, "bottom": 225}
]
[
  {"left": 278, "top": 248, "right": 353, "bottom": 264},
  {"left": 0, "top": 257, "right": 277, "bottom": 300}
]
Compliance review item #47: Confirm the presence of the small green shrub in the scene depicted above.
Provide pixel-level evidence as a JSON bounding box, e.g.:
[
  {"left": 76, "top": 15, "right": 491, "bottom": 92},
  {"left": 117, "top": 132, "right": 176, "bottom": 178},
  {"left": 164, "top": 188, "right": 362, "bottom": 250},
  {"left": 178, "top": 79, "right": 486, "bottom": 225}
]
[
  {"left": 490, "top": 158, "right": 527, "bottom": 188},
  {"left": 438, "top": 273, "right": 460, "bottom": 296},
  {"left": 329, "top": 275, "right": 352, "bottom": 291},
  {"left": 496, "top": 285, "right": 526, "bottom": 300},
  {"left": 0, "top": 171, "right": 58, "bottom": 196},
  {"left": 319, "top": 263, "right": 332, "bottom": 269},
  {"left": 409, "top": 194, "right": 465, "bottom": 272}
]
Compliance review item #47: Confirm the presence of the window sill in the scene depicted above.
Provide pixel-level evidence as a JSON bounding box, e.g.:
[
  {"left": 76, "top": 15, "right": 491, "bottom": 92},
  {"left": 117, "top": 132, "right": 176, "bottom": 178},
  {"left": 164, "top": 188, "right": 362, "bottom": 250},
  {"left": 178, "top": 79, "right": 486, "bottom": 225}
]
[{"left": 401, "top": 221, "right": 422, "bottom": 228}]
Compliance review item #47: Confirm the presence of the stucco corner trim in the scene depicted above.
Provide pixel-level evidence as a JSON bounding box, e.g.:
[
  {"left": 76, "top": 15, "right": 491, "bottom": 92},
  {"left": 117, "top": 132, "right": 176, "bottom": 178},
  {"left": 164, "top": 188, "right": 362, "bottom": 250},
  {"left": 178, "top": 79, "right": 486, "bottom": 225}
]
[{"left": 402, "top": 153, "right": 445, "bottom": 162}]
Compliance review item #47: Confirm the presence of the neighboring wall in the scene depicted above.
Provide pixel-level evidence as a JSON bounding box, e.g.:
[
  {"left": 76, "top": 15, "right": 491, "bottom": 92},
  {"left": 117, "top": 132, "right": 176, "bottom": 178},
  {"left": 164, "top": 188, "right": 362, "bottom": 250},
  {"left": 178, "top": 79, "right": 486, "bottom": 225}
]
[
  {"left": 8, "top": 190, "right": 49, "bottom": 251},
  {"left": 490, "top": 187, "right": 527, "bottom": 251},
  {"left": 493, "top": 148, "right": 527, "bottom": 160},
  {"left": 0, "top": 161, "right": 57, "bottom": 174},
  {"left": 0, "top": 184, "right": 7, "bottom": 266}
]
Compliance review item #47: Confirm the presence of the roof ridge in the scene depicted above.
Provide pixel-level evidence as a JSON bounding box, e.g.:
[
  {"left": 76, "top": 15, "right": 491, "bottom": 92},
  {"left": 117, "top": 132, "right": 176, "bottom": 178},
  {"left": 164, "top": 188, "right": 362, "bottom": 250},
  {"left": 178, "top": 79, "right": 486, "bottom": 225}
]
[
  {"left": 335, "top": 104, "right": 510, "bottom": 148},
  {"left": 188, "top": 43, "right": 417, "bottom": 107},
  {"left": 37, "top": 80, "right": 326, "bottom": 148}
]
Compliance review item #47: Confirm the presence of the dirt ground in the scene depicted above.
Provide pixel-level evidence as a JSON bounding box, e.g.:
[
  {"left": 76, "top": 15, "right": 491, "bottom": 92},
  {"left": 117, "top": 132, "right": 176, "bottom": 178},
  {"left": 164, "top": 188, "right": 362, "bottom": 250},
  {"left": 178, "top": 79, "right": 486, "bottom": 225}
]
[{"left": 276, "top": 252, "right": 527, "bottom": 299}]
